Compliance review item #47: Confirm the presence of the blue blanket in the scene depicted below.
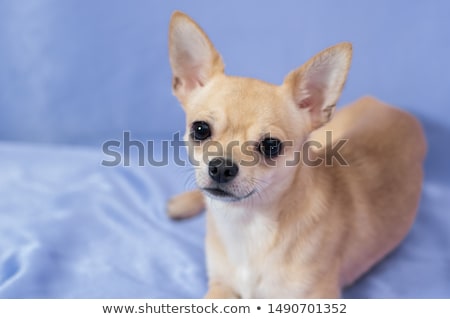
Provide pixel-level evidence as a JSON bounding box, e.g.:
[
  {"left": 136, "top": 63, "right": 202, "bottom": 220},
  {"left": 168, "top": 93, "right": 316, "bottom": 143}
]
[{"left": 0, "top": 0, "right": 449, "bottom": 298}]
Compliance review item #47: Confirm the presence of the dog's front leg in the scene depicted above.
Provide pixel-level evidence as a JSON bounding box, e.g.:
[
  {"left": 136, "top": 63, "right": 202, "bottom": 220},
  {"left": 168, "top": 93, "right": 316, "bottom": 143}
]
[
  {"left": 204, "top": 282, "right": 239, "bottom": 299},
  {"left": 167, "top": 190, "right": 205, "bottom": 219}
]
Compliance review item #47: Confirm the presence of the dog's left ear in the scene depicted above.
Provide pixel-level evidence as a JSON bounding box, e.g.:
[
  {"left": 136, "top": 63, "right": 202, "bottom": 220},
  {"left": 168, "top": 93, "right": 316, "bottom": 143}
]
[{"left": 283, "top": 43, "right": 352, "bottom": 130}]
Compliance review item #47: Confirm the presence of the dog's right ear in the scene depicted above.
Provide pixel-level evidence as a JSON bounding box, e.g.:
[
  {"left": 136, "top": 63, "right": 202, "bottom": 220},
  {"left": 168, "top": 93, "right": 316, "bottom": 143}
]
[
  {"left": 283, "top": 43, "right": 352, "bottom": 131},
  {"left": 169, "top": 11, "right": 224, "bottom": 105}
]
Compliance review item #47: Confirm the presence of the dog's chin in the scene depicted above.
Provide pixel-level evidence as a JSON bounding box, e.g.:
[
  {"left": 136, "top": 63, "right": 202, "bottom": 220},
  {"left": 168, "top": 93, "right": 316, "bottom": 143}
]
[{"left": 202, "top": 187, "right": 255, "bottom": 202}]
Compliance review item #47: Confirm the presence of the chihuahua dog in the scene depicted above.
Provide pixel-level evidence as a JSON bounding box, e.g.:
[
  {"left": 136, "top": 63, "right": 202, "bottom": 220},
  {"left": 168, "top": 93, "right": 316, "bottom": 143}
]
[{"left": 166, "top": 11, "right": 426, "bottom": 298}]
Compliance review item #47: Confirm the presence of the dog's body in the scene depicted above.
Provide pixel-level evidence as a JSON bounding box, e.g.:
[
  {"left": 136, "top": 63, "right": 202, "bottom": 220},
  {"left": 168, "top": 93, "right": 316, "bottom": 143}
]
[{"left": 167, "top": 12, "right": 426, "bottom": 298}]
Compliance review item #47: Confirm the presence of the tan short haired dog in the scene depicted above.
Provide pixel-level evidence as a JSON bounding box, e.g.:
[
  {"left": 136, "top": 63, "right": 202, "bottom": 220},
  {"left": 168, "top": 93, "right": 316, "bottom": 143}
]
[{"left": 167, "top": 11, "right": 426, "bottom": 298}]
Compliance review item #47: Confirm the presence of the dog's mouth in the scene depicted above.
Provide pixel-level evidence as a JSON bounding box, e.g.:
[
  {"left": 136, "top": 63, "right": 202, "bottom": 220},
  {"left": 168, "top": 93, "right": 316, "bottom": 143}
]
[{"left": 202, "top": 187, "right": 255, "bottom": 202}]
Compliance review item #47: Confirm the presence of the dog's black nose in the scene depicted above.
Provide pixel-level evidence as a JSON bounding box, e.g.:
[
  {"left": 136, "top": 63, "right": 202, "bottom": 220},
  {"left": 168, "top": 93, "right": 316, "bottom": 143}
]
[{"left": 208, "top": 157, "right": 239, "bottom": 183}]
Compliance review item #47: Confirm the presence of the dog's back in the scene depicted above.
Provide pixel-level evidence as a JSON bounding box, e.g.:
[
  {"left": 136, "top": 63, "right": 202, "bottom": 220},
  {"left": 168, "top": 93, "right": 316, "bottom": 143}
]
[{"left": 310, "top": 96, "right": 426, "bottom": 286}]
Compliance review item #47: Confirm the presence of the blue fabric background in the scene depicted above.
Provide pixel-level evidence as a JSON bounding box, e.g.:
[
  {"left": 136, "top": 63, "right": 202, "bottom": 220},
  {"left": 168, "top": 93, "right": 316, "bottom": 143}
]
[{"left": 0, "top": 0, "right": 449, "bottom": 298}]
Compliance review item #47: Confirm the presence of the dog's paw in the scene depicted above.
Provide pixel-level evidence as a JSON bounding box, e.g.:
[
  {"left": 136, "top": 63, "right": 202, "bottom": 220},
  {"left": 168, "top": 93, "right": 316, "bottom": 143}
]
[
  {"left": 167, "top": 190, "right": 205, "bottom": 219},
  {"left": 204, "top": 283, "right": 239, "bottom": 299}
]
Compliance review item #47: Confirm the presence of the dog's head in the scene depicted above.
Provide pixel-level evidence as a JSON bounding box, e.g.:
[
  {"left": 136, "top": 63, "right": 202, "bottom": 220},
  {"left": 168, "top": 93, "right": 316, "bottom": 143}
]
[{"left": 168, "top": 11, "right": 352, "bottom": 204}]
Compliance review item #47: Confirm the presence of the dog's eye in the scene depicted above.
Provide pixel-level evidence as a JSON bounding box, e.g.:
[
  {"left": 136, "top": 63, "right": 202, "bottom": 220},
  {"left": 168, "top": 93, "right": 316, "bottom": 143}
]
[
  {"left": 259, "top": 138, "right": 282, "bottom": 158},
  {"left": 190, "top": 121, "right": 211, "bottom": 141}
]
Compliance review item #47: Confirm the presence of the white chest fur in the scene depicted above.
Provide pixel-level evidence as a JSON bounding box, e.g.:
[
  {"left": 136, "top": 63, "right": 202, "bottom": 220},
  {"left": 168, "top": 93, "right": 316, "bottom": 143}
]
[{"left": 208, "top": 201, "right": 283, "bottom": 298}]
